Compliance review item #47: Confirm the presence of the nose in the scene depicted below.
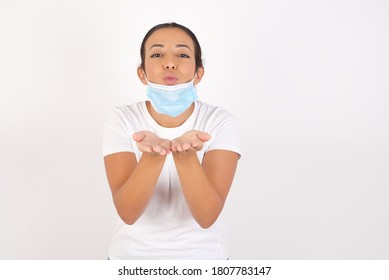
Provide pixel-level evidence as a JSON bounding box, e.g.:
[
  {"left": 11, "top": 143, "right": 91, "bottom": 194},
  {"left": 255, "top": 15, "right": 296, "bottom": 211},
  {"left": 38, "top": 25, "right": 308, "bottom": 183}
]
[
  {"left": 164, "top": 56, "right": 177, "bottom": 70},
  {"left": 164, "top": 62, "right": 176, "bottom": 70}
]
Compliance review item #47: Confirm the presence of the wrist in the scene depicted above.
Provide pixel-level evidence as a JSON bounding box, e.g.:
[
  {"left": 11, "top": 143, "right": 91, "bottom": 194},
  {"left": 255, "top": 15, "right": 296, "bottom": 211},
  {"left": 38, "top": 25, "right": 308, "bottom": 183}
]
[
  {"left": 140, "top": 152, "right": 168, "bottom": 162},
  {"left": 172, "top": 148, "right": 198, "bottom": 163}
]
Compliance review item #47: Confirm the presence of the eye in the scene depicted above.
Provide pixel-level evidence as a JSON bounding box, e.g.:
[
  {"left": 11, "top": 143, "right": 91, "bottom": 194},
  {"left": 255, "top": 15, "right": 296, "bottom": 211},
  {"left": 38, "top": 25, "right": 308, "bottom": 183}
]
[
  {"left": 150, "top": 53, "right": 162, "bottom": 58},
  {"left": 178, "top": 54, "right": 190, "bottom": 58}
]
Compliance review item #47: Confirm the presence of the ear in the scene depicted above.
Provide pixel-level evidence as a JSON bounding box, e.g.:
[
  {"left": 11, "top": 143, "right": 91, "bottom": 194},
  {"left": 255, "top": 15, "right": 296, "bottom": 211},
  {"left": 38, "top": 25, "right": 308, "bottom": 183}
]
[
  {"left": 137, "top": 67, "right": 148, "bottom": 85},
  {"left": 193, "top": 67, "right": 205, "bottom": 86}
]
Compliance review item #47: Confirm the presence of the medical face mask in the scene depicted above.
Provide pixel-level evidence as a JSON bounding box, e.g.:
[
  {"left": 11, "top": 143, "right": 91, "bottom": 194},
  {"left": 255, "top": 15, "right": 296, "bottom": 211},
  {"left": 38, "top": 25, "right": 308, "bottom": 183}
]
[{"left": 146, "top": 77, "right": 198, "bottom": 117}]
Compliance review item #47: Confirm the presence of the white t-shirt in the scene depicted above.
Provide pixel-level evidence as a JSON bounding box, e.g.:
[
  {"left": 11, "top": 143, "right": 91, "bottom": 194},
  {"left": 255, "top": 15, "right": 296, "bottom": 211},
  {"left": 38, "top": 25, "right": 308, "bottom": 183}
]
[{"left": 102, "top": 100, "right": 240, "bottom": 259}]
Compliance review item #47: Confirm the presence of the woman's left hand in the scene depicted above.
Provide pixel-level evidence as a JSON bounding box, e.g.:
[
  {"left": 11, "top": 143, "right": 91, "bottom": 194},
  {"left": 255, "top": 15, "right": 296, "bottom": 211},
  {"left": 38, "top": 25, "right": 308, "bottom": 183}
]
[{"left": 171, "top": 130, "right": 211, "bottom": 152}]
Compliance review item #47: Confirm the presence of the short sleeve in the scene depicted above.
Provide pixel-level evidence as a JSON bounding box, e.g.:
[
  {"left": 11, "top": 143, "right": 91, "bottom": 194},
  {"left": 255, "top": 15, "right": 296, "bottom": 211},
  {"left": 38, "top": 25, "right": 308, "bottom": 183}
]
[
  {"left": 102, "top": 107, "right": 135, "bottom": 157},
  {"left": 206, "top": 111, "right": 241, "bottom": 158}
]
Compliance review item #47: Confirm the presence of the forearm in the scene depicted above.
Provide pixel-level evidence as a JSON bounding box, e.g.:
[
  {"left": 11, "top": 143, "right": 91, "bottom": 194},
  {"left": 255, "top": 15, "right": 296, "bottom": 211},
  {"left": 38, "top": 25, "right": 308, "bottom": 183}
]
[
  {"left": 173, "top": 150, "right": 224, "bottom": 228},
  {"left": 113, "top": 153, "right": 166, "bottom": 224}
]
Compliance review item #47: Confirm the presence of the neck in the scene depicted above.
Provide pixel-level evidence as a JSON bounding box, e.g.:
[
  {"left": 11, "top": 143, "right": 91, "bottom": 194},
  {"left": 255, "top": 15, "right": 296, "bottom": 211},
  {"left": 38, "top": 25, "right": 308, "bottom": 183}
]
[{"left": 146, "top": 101, "right": 195, "bottom": 128}]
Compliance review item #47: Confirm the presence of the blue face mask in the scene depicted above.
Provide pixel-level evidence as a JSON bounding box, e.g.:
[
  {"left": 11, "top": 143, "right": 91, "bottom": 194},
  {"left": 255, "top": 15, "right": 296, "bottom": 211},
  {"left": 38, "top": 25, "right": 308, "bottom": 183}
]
[{"left": 146, "top": 78, "right": 198, "bottom": 117}]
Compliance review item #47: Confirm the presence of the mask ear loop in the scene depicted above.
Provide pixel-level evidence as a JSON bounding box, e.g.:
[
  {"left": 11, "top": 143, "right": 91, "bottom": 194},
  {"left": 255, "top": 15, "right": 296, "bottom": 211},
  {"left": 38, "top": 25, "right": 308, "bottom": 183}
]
[
  {"left": 143, "top": 71, "right": 151, "bottom": 84},
  {"left": 192, "top": 72, "right": 198, "bottom": 87}
]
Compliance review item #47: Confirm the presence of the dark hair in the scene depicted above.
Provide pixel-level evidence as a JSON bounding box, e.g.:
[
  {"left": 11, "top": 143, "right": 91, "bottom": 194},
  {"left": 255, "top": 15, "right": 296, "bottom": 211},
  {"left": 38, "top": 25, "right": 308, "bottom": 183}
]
[{"left": 139, "top": 22, "right": 203, "bottom": 71}]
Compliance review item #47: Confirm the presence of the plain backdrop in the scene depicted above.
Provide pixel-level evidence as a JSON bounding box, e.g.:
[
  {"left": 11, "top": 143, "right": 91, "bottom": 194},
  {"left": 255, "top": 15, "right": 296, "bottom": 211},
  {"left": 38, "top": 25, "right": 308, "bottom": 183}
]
[{"left": 1, "top": 0, "right": 388, "bottom": 259}]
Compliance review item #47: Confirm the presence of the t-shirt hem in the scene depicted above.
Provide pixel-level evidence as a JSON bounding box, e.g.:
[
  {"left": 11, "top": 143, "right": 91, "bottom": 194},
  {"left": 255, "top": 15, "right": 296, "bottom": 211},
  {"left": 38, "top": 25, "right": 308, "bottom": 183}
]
[
  {"left": 207, "top": 146, "right": 241, "bottom": 158},
  {"left": 102, "top": 147, "right": 134, "bottom": 157}
]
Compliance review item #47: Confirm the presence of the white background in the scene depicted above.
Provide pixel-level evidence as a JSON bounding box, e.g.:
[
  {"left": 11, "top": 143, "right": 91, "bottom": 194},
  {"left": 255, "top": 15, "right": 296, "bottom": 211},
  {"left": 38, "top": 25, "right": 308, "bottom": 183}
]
[{"left": 0, "top": 0, "right": 388, "bottom": 259}]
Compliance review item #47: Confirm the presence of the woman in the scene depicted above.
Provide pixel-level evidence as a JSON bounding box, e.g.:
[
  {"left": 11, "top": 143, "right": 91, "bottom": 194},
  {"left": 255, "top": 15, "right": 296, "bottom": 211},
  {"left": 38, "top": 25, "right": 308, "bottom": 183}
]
[{"left": 103, "top": 22, "right": 240, "bottom": 259}]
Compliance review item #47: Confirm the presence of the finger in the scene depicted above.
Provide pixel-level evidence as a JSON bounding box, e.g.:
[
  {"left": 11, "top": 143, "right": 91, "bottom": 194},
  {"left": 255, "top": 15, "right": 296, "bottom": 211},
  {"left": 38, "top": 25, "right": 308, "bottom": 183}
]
[
  {"left": 152, "top": 145, "right": 162, "bottom": 154},
  {"left": 132, "top": 131, "right": 145, "bottom": 142},
  {"left": 182, "top": 142, "right": 191, "bottom": 150},
  {"left": 170, "top": 139, "right": 179, "bottom": 152},
  {"left": 170, "top": 142, "right": 176, "bottom": 152},
  {"left": 191, "top": 141, "right": 204, "bottom": 151},
  {"left": 176, "top": 144, "right": 184, "bottom": 152},
  {"left": 138, "top": 144, "right": 152, "bottom": 153},
  {"left": 162, "top": 142, "right": 172, "bottom": 154},
  {"left": 155, "top": 145, "right": 169, "bottom": 156},
  {"left": 197, "top": 132, "right": 211, "bottom": 142}
]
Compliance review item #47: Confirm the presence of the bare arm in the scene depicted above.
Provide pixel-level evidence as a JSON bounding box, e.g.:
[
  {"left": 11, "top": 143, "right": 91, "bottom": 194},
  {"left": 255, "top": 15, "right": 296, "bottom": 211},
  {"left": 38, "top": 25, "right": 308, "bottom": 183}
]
[
  {"left": 104, "top": 131, "right": 171, "bottom": 224},
  {"left": 171, "top": 131, "right": 239, "bottom": 228}
]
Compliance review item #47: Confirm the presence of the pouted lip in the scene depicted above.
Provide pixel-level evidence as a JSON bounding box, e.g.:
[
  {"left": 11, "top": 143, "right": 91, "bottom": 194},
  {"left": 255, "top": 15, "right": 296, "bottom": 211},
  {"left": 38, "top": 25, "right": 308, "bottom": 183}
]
[{"left": 163, "top": 74, "right": 178, "bottom": 85}]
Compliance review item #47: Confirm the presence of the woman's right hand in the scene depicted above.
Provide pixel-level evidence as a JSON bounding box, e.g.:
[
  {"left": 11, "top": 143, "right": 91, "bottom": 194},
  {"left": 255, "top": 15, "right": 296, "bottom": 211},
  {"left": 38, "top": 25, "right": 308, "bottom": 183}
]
[{"left": 132, "top": 131, "right": 171, "bottom": 156}]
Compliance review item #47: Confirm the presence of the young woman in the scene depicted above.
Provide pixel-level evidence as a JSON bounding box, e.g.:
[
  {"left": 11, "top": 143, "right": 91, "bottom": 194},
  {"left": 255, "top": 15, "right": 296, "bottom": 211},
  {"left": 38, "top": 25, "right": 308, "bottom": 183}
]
[{"left": 103, "top": 22, "right": 240, "bottom": 259}]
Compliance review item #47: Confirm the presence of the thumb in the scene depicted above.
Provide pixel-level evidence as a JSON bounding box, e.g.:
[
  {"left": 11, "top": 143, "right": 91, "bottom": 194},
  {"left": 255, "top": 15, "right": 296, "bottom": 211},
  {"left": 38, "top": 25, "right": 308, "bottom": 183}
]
[
  {"left": 132, "top": 131, "right": 145, "bottom": 142},
  {"left": 197, "top": 131, "right": 211, "bottom": 142}
]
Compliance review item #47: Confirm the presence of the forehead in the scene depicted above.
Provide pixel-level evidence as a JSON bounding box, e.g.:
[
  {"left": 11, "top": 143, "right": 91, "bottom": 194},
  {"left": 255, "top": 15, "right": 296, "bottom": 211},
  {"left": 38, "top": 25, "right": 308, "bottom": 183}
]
[{"left": 145, "top": 28, "right": 194, "bottom": 49}]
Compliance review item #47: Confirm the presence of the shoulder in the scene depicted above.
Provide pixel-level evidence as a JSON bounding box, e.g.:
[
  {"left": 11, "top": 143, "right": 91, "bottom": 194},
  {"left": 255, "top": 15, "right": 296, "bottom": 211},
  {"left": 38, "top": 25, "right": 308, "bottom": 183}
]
[
  {"left": 103, "top": 102, "right": 148, "bottom": 136},
  {"left": 102, "top": 103, "right": 145, "bottom": 157},
  {"left": 105, "top": 102, "right": 145, "bottom": 124},
  {"left": 196, "top": 101, "right": 241, "bottom": 156},
  {"left": 109, "top": 102, "right": 144, "bottom": 117},
  {"left": 195, "top": 100, "right": 239, "bottom": 129},
  {"left": 195, "top": 100, "right": 236, "bottom": 121}
]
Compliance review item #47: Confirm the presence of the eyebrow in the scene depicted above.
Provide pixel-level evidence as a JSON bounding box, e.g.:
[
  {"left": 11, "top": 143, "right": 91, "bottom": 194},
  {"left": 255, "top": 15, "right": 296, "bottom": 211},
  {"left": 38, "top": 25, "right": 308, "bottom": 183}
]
[{"left": 149, "top": 44, "right": 192, "bottom": 52}]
